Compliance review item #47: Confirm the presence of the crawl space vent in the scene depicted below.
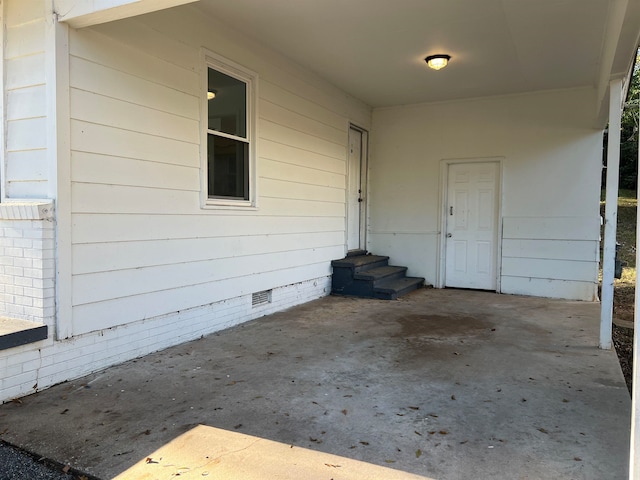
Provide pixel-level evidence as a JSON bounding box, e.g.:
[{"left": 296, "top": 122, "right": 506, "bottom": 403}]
[{"left": 252, "top": 289, "right": 272, "bottom": 307}]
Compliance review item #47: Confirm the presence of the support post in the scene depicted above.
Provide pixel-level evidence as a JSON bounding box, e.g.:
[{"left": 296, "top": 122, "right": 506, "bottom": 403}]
[
  {"left": 600, "top": 78, "right": 623, "bottom": 350},
  {"left": 0, "top": 0, "right": 6, "bottom": 202},
  {"left": 45, "top": 5, "right": 72, "bottom": 339},
  {"left": 630, "top": 79, "right": 640, "bottom": 480}
]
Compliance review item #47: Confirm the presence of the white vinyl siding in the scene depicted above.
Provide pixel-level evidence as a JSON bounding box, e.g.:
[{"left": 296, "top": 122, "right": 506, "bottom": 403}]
[
  {"left": 4, "top": 0, "right": 48, "bottom": 198},
  {"left": 370, "top": 88, "right": 602, "bottom": 301},
  {"left": 67, "top": 6, "right": 370, "bottom": 336},
  {"left": 499, "top": 216, "right": 600, "bottom": 299}
]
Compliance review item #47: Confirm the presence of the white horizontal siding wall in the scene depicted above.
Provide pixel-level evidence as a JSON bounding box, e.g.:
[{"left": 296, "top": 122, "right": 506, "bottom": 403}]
[
  {"left": 67, "top": 6, "right": 370, "bottom": 336},
  {"left": 4, "top": 0, "right": 48, "bottom": 198},
  {"left": 370, "top": 88, "right": 602, "bottom": 301},
  {"left": 501, "top": 217, "right": 600, "bottom": 300},
  {"left": 2, "top": 1, "right": 369, "bottom": 402}
]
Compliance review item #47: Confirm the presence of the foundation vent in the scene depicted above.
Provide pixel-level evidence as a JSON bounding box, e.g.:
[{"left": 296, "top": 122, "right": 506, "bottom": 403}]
[{"left": 252, "top": 289, "right": 272, "bottom": 307}]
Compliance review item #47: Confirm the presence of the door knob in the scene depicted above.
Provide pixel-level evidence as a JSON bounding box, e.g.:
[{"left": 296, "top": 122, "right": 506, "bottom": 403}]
[{"left": 447, "top": 233, "right": 452, "bottom": 238}]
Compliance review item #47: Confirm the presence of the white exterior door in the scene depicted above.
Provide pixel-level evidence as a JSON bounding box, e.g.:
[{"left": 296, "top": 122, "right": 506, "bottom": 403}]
[
  {"left": 444, "top": 162, "right": 499, "bottom": 290},
  {"left": 347, "top": 127, "right": 366, "bottom": 251}
]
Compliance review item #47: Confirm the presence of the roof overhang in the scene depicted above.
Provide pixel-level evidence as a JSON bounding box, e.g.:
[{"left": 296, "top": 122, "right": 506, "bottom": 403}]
[
  {"left": 57, "top": 0, "right": 640, "bottom": 125},
  {"left": 55, "top": 0, "right": 198, "bottom": 28}
]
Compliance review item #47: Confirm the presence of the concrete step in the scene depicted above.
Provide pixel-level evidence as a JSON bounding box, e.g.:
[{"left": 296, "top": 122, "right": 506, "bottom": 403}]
[
  {"left": 331, "top": 255, "right": 391, "bottom": 296},
  {"left": 331, "top": 255, "right": 389, "bottom": 272},
  {"left": 331, "top": 253, "right": 422, "bottom": 300},
  {"left": 354, "top": 265, "right": 407, "bottom": 282},
  {"left": 374, "top": 276, "right": 425, "bottom": 300}
]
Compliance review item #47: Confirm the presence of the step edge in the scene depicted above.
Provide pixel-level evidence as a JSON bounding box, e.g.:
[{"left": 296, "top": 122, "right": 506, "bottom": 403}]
[
  {"left": 331, "top": 255, "right": 390, "bottom": 268},
  {"left": 373, "top": 277, "right": 425, "bottom": 293},
  {"left": 353, "top": 266, "right": 407, "bottom": 280}
]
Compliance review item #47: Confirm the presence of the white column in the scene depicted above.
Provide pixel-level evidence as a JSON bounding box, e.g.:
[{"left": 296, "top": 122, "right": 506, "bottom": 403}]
[
  {"left": 45, "top": 5, "right": 72, "bottom": 339},
  {"left": 0, "top": 0, "right": 6, "bottom": 202},
  {"left": 629, "top": 80, "right": 640, "bottom": 480},
  {"left": 601, "top": 78, "right": 623, "bottom": 350}
]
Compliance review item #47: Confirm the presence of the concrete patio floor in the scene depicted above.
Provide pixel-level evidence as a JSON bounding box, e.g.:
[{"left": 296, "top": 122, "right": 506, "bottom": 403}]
[{"left": 0, "top": 289, "right": 631, "bottom": 479}]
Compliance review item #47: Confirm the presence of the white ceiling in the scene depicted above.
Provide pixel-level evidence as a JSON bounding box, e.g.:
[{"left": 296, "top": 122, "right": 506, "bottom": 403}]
[{"left": 194, "top": 0, "right": 632, "bottom": 108}]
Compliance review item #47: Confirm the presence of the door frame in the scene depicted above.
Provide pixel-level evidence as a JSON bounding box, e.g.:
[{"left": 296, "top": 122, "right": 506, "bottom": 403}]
[
  {"left": 346, "top": 124, "right": 369, "bottom": 253},
  {"left": 437, "top": 157, "right": 504, "bottom": 291}
]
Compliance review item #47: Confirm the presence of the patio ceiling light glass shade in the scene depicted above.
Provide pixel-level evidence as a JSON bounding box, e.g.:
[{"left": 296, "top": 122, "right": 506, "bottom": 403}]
[{"left": 425, "top": 54, "right": 451, "bottom": 70}]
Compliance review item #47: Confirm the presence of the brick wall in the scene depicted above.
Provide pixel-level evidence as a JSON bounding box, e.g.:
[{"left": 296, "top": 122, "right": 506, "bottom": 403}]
[{"left": 0, "top": 201, "right": 55, "bottom": 325}]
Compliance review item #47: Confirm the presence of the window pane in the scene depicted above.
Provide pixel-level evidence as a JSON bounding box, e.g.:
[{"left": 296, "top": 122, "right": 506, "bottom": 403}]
[
  {"left": 208, "top": 134, "right": 249, "bottom": 200},
  {"left": 208, "top": 68, "right": 246, "bottom": 138}
]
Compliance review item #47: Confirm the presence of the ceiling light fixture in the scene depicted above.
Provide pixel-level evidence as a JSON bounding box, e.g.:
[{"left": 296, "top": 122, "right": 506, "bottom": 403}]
[{"left": 425, "top": 54, "right": 451, "bottom": 71}]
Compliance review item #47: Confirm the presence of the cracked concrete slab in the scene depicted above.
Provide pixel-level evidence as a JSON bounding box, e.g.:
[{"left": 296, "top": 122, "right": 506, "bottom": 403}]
[{"left": 0, "top": 289, "right": 631, "bottom": 479}]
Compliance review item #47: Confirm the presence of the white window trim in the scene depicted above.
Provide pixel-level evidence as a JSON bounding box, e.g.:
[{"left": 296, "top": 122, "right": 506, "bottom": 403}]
[{"left": 200, "top": 49, "right": 258, "bottom": 209}]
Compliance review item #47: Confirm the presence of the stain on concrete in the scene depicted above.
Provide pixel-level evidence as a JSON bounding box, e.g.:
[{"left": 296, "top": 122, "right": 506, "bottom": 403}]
[
  {"left": 0, "top": 290, "right": 629, "bottom": 480},
  {"left": 395, "top": 314, "right": 493, "bottom": 338}
]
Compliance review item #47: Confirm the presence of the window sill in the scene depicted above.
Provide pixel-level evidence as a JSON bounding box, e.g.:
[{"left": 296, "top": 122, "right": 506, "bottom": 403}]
[
  {"left": 202, "top": 200, "right": 258, "bottom": 211},
  {"left": 0, "top": 200, "right": 54, "bottom": 220},
  {"left": 0, "top": 318, "right": 48, "bottom": 351}
]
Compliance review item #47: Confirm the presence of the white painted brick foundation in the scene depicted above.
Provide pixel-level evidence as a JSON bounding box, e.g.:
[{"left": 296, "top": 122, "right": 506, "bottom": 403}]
[
  {"left": 0, "top": 201, "right": 56, "bottom": 325},
  {"left": 0, "top": 275, "right": 331, "bottom": 403}
]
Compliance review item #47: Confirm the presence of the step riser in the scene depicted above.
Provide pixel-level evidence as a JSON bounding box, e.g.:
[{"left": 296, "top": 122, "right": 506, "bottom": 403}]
[
  {"left": 336, "top": 278, "right": 424, "bottom": 299},
  {"left": 375, "top": 282, "right": 423, "bottom": 300},
  {"left": 354, "top": 260, "right": 389, "bottom": 273},
  {"left": 375, "top": 291, "right": 397, "bottom": 300},
  {"left": 332, "top": 268, "right": 358, "bottom": 292},
  {"left": 335, "top": 280, "right": 376, "bottom": 298},
  {"left": 356, "top": 270, "right": 407, "bottom": 283},
  {"left": 332, "top": 262, "right": 396, "bottom": 293}
]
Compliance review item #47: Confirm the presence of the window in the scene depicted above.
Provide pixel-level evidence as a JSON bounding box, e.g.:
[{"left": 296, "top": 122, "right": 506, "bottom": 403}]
[{"left": 202, "top": 53, "right": 256, "bottom": 207}]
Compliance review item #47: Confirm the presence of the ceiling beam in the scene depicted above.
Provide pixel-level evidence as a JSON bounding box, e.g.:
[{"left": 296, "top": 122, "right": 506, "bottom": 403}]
[{"left": 54, "top": 0, "right": 200, "bottom": 28}]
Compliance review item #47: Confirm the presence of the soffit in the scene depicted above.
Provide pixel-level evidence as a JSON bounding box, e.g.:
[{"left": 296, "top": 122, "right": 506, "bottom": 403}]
[{"left": 196, "top": 0, "right": 623, "bottom": 108}]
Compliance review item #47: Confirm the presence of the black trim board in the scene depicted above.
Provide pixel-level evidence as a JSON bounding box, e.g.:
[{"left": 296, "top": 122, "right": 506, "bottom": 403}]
[{"left": 0, "top": 319, "right": 47, "bottom": 351}]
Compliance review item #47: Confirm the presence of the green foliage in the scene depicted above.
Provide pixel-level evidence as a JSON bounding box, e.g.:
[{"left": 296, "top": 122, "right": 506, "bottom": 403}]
[
  {"left": 603, "top": 50, "right": 640, "bottom": 190},
  {"left": 615, "top": 189, "right": 637, "bottom": 270},
  {"left": 619, "top": 51, "right": 639, "bottom": 189}
]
